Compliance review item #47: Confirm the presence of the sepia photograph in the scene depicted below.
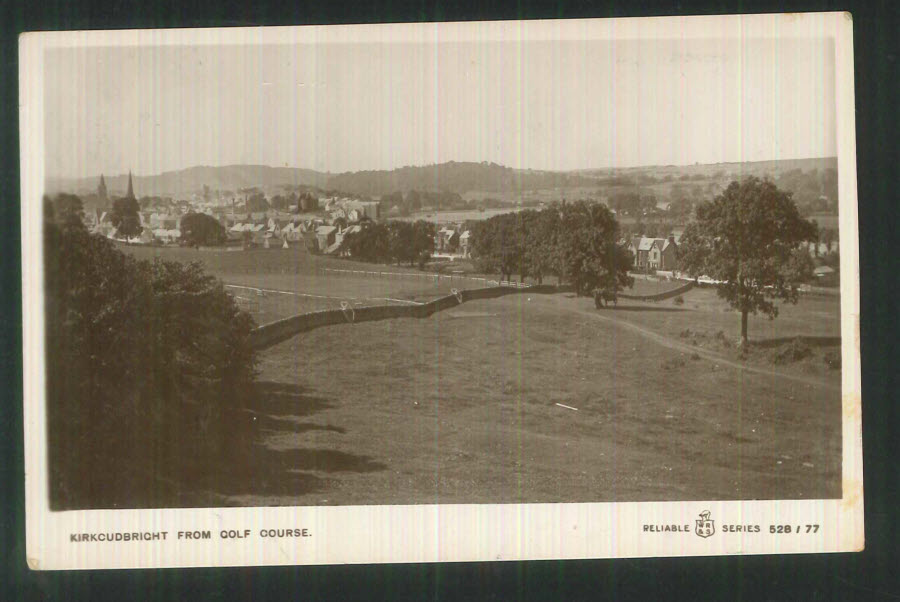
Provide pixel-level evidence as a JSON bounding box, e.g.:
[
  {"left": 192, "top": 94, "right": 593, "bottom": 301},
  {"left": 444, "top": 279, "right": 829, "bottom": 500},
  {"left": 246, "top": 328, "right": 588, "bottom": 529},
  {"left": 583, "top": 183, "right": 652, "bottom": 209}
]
[{"left": 21, "top": 13, "right": 862, "bottom": 568}]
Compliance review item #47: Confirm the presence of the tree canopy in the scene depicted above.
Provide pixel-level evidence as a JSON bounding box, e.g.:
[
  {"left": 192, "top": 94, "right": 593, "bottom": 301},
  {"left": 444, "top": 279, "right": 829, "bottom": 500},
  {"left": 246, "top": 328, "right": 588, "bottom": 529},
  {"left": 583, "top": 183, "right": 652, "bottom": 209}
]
[
  {"left": 45, "top": 193, "right": 85, "bottom": 228},
  {"left": 678, "top": 177, "right": 817, "bottom": 342},
  {"left": 339, "top": 220, "right": 436, "bottom": 266},
  {"left": 245, "top": 192, "right": 270, "bottom": 213},
  {"left": 110, "top": 196, "right": 142, "bottom": 239},
  {"left": 44, "top": 205, "right": 257, "bottom": 507},
  {"left": 180, "top": 212, "right": 227, "bottom": 246},
  {"left": 470, "top": 202, "right": 633, "bottom": 293}
]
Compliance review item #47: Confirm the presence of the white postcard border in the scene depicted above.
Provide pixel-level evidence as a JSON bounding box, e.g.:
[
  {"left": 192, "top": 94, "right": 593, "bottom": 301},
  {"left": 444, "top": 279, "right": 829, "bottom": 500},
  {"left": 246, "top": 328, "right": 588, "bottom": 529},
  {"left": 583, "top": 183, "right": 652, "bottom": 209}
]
[{"left": 20, "top": 13, "right": 863, "bottom": 570}]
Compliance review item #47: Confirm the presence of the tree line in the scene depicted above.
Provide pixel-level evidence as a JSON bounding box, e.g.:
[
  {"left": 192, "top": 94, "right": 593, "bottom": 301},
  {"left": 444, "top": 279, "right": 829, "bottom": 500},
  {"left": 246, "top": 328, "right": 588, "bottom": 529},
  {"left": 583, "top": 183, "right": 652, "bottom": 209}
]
[
  {"left": 469, "top": 201, "right": 634, "bottom": 296},
  {"left": 339, "top": 220, "right": 436, "bottom": 268}
]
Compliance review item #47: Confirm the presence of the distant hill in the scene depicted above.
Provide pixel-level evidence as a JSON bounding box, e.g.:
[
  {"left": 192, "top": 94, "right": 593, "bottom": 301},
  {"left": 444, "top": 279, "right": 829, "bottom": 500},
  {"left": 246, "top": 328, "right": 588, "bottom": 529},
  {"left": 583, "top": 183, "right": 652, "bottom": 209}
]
[
  {"left": 574, "top": 156, "right": 837, "bottom": 179},
  {"left": 46, "top": 165, "right": 331, "bottom": 199},
  {"left": 46, "top": 156, "right": 838, "bottom": 203},
  {"left": 326, "top": 161, "right": 598, "bottom": 197}
]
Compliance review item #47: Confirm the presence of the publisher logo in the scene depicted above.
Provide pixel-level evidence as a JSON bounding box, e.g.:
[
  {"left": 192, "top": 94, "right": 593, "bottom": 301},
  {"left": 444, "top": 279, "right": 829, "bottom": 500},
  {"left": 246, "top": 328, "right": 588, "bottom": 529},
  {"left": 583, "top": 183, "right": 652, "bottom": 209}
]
[{"left": 695, "top": 511, "right": 715, "bottom": 538}]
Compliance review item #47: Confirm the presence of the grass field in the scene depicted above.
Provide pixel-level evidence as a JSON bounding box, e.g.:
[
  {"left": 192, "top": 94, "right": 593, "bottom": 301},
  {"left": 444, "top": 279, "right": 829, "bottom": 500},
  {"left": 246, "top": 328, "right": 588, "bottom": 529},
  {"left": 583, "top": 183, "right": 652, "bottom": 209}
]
[
  {"left": 120, "top": 243, "right": 842, "bottom": 506},
  {"left": 121, "top": 244, "right": 482, "bottom": 322}
]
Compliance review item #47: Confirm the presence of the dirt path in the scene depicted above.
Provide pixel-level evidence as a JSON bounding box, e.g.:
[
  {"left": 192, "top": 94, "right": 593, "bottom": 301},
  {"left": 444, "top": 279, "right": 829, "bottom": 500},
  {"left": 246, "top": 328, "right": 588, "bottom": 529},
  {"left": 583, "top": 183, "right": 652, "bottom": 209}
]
[{"left": 530, "top": 294, "right": 840, "bottom": 392}]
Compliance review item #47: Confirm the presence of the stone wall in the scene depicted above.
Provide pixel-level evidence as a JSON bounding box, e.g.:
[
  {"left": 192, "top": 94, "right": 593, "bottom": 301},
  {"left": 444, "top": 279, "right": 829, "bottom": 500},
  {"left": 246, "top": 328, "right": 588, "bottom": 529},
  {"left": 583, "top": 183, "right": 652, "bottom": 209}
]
[{"left": 247, "top": 284, "right": 572, "bottom": 350}]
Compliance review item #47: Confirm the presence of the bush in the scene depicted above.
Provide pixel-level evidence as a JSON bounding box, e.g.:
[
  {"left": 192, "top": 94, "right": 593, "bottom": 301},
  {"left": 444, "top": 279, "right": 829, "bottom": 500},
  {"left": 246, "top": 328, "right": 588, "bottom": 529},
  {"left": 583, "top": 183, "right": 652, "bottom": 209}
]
[
  {"left": 715, "top": 330, "right": 732, "bottom": 348},
  {"left": 673, "top": 295, "right": 684, "bottom": 305},
  {"left": 662, "top": 356, "right": 686, "bottom": 370},
  {"left": 770, "top": 338, "right": 813, "bottom": 365},
  {"left": 823, "top": 349, "right": 841, "bottom": 370},
  {"left": 44, "top": 213, "right": 258, "bottom": 509}
]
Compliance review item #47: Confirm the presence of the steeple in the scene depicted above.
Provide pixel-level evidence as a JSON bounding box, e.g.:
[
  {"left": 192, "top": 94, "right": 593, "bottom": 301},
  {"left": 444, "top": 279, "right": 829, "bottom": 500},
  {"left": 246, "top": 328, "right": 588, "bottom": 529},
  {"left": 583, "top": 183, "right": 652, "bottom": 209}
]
[
  {"left": 125, "top": 170, "right": 135, "bottom": 200},
  {"left": 97, "top": 174, "right": 108, "bottom": 200}
]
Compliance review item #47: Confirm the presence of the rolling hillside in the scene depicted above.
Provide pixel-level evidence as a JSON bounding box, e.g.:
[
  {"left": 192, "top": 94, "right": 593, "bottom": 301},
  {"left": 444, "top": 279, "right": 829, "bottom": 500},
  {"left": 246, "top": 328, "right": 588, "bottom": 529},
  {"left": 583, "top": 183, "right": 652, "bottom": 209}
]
[{"left": 46, "top": 156, "right": 838, "bottom": 203}]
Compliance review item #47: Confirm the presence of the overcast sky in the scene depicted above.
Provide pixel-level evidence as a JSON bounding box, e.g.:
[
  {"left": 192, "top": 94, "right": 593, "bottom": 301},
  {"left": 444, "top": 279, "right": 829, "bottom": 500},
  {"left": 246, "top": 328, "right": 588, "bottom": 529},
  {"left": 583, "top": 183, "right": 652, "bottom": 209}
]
[{"left": 44, "top": 37, "right": 836, "bottom": 178}]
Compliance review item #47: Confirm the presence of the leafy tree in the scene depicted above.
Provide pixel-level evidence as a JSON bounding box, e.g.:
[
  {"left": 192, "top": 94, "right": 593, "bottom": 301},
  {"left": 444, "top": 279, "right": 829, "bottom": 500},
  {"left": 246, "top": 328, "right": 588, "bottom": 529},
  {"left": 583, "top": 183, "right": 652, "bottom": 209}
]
[
  {"left": 299, "top": 192, "right": 319, "bottom": 212},
  {"left": 341, "top": 223, "right": 392, "bottom": 263},
  {"left": 388, "top": 221, "right": 417, "bottom": 265},
  {"left": 470, "top": 213, "right": 522, "bottom": 281},
  {"left": 246, "top": 193, "right": 270, "bottom": 213},
  {"left": 520, "top": 209, "right": 560, "bottom": 285},
  {"left": 678, "top": 177, "right": 818, "bottom": 343},
  {"left": 110, "top": 196, "right": 142, "bottom": 239},
  {"left": 46, "top": 193, "right": 85, "bottom": 228},
  {"left": 557, "top": 201, "right": 633, "bottom": 295},
  {"left": 44, "top": 215, "right": 257, "bottom": 508},
  {"left": 269, "top": 194, "right": 290, "bottom": 210},
  {"left": 180, "top": 212, "right": 227, "bottom": 246},
  {"left": 410, "top": 220, "right": 436, "bottom": 266}
]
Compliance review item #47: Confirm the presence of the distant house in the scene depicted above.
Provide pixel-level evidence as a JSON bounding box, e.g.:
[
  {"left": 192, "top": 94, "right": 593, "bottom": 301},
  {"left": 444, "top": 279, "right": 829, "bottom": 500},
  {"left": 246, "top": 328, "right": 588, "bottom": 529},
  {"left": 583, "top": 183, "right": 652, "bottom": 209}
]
[
  {"left": 350, "top": 200, "right": 380, "bottom": 221},
  {"left": 282, "top": 222, "right": 303, "bottom": 242},
  {"left": 315, "top": 225, "right": 337, "bottom": 251},
  {"left": 152, "top": 228, "right": 181, "bottom": 244},
  {"left": 459, "top": 230, "right": 472, "bottom": 257},
  {"left": 630, "top": 236, "right": 678, "bottom": 271},
  {"left": 435, "top": 227, "right": 458, "bottom": 252}
]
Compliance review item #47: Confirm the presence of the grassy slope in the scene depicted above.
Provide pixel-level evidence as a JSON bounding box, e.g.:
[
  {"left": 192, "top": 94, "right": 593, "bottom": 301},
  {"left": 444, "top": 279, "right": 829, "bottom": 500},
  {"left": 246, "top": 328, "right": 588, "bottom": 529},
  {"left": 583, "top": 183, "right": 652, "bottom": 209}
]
[
  {"left": 217, "top": 292, "right": 840, "bottom": 507},
  {"left": 121, "top": 244, "right": 476, "bottom": 320},
  {"left": 120, "top": 244, "right": 841, "bottom": 506}
]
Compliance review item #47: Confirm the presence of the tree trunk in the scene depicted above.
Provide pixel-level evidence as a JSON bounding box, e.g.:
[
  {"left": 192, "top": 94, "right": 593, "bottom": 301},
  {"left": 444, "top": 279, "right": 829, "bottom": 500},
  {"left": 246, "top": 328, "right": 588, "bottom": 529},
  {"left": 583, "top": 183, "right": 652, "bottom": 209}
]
[{"left": 741, "top": 310, "right": 749, "bottom": 344}]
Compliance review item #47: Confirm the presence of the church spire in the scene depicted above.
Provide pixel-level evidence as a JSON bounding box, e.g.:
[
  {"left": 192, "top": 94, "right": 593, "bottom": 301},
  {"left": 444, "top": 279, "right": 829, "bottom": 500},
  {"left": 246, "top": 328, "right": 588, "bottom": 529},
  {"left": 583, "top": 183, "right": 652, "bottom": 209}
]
[
  {"left": 125, "top": 170, "right": 135, "bottom": 200},
  {"left": 98, "top": 174, "right": 108, "bottom": 200}
]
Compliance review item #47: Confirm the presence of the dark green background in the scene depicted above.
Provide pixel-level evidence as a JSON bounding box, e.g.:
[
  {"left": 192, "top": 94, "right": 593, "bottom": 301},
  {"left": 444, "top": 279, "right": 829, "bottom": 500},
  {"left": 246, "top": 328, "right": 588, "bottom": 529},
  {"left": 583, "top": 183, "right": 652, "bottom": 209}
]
[{"left": 1, "top": 0, "right": 896, "bottom": 600}]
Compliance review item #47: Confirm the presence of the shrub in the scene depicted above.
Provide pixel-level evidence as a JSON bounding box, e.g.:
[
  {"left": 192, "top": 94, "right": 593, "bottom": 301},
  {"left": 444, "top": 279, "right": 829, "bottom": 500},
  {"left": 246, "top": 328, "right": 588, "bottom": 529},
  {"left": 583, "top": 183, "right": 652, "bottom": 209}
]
[
  {"left": 673, "top": 295, "right": 684, "bottom": 305},
  {"left": 662, "top": 356, "right": 686, "bottom": 370},
  {"left": 715, "top": 330, "right": 732, "bottom": 348},
  {"left": 770, "top": 338, "right": 813, "bottom": 365}
]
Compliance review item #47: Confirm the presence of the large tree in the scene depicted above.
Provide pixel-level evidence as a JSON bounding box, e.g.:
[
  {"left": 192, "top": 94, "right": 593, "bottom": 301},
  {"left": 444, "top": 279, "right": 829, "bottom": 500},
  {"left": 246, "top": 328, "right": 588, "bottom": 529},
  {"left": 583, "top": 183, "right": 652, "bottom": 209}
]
[
  {"left": 557, "top": 201, "right": 633, "bottom": 295},
  {"left": 46, "top": 193, "right": 85, "bottom": 228},
  {"left": 245, "top": 192, "right": 270, "bottom": 213},
  {"left": 109, "top": 196, "right": 142, "bottom": 239},
  {"left": 180, "top": 212, "right": 227, "bottom": 246},
  {"left": 678, "top": 177, "right": 817, "bottom": 343},
  {"left": 519, "top": 208, "right": 560, "bottom": 285},
  {"left": 44, "top": 214, "right": 257, "bottom": 508}
]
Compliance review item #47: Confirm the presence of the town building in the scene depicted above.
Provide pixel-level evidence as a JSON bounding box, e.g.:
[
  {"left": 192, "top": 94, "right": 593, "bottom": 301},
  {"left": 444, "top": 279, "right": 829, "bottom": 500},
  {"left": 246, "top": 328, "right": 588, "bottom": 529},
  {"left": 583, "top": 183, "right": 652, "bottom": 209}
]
[{"left": 630, "top": 235, "right": 679, "bottom": 271}]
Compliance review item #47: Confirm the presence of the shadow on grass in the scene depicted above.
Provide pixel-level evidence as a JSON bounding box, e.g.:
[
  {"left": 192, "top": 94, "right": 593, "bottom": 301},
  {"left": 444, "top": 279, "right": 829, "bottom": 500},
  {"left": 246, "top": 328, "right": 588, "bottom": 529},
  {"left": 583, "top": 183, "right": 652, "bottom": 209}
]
[
  {"left": 751, "top": 336, "right": 841, "bottom": 349},
  {"left": 245, "top": 380, "right": 335, "bottom": 416},
  {"left": 187, "top": 381, "right": 385, "bottom": 503},
  {"left": 255, "top": 414, "right": 347, "bottom": 434},
  {"left": 52, "top": 380, "right": 384, "bottom": 509}
]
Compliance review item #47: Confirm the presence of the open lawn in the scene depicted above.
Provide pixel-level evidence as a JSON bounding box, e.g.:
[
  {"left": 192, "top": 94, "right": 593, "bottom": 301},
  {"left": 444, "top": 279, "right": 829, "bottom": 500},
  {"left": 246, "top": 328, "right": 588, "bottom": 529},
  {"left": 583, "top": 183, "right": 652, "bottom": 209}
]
[
  {"left": 121, "top": 243, "right": 842, "bottom": 507},
  {"left": 170, "top": 292, "right": 841, "bottom": 507},
  {"left": 120, "top": 244, "right": 487, "bottom": 322}
]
